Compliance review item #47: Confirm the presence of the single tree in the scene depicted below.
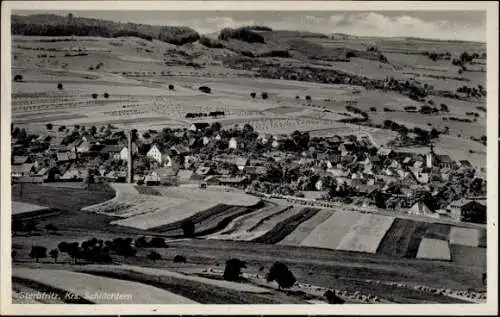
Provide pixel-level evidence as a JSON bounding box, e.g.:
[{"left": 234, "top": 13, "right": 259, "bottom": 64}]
[
  {"left": 250, "top": 92, "right": 256, "bottom": 98},
  {"left": 223, "top": 258, "right": 246, "bottom": 281},
  {"left": 168, "top": 84, "right": 175, "bottom": 90},
  {"left": 103, "top": 92, "right": 109, "bottom": 99},
  {"left": 261, "top": 92, "right": 268, "bottom": 100},
  {"left": 305, "top": 95, "right": 311, "bottom": 102},
  {"left": 267, "top": 262, "right": 296, "bottom": 289},
  {"left": 45, "top": 123, "right": 53, "bottom": 130},
  {"left": 147, "top": 250, "right": 162, "bottom": 262},
  {"left": 181, "top": 219, "right": 195, "bottom": 237},
  {"left": 29, "top": 246, "right": 47, "bottom": 263},
  {"left": 57, "top": 82, "right": 63, "bottom": 90},
  {"left": 49, "top": 249, "right": 59, "bottom": 263},
  {"left": 14, "top": 74, "right": 23, "bottom": 82},
  {"left": 91, "top": 93, "right": 98, "bottom": 99}
]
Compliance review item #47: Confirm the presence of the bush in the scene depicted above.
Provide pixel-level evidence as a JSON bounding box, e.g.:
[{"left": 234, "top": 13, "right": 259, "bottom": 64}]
[
  {"left": 324, "top": 290, "right": 345, "bottom": 304},
  {"left": 295, "top": 96, "right": 300, "bottom": 99},
  {"left": 57, "top": 82, "right": 63, "bottom": 90},
  {"left": 250, "top": 92, "right": 256, "bottom": 98},
  {"left": 261, "top": 92, "right": 268, "bottom": 100},
  {"left": 158, "top": 26, "right": 200, "bottom": 45},
  {"left": 91, "top": 93, "right": 98, "bottom": 99},
  {"left": 173, "top": 255, "right": 187, "bottom": 263},
  {"left": 369, "top": 107, "right": 377, "bottom": 112},
  {"left": 266, "top": 262, "right": 296, "bottom": 289},
  {"left": 223, "top": 258, "right": 247, "bottom": 281},
  {"left": 14, "top": 74, "right": 23, "bottom": 82},
  {"left": 147, "top": 250, "right": 162, "bottom": 262},
  {"left": 168, "top": 84, "right": 174, "bottom": 90},
  {"left": 218, "top": 27, "right": 265, "bottom": 43},
  {"left": 103, "top": 92, "right": 109, "bottom": 99},
  {"left": 149, "top": 237, "right": 167, "bottom": 248},
  {"left": 199, "top": 86, "right": 211, "bottom": 94},
  {"left": 199, "top": 36, "right": 225, "bottom": 48}
]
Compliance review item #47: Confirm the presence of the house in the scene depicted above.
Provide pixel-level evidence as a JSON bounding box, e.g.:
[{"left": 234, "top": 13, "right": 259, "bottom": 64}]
[
  {"left": 106, "top": 171, "right": 127, "bottom": 182},
  {"left": 326, "top": 135, "right": 343, "bottom": 145},
  {"left": 100, "top": 145, "right": 123, "bottom": 160},
  {"left": 458, "top": 160, "right": 473, "bottom": 168},
  {"left": 11, "top": 163, "right": 35, "bottom": 178},
  {"left": 413, "top": 171, "right": 430, "bottom": 184},
  {"left": 82, "top": 135, "right": 97, "bottom": 143},
  {"left": 56, "top": 151, "right": 77, "bottom": 163},
  {"left": 244, "top": 166, "right": 268, "bottom": 176},
  {"left": 202, "top": 136, "right": 211, "bottom": 145},
  {"left": 119, "top": 143, "right": 138, "bottom": 161},
  {"left": 402, "top": 157, "right": 413, "bottom": 166},
  {"left": 377, "top": 148, "right": 394, "bottom": 158},
  {"left": 189, "top": 122, "right": 210, "bottom": 132},
  {"left": 195, "top": 166, "right": 214, "bottom": 177},
  {"left": 217, "top": 175, "right": 250, "bottom": 189},
  {"left": 60, "top": 168, "right": 87, "bottom": 181},
  {"left": 408, "top": 201, "right": 436, "bottom": 217},
  {"left": 145, "top": 173, "right": 160, "bottom": 185},
  {"left": 402, "top": 172, "right": 418, "bottom": 186},
  {"left": 146, "top": 144, "right": 172, "bottom": 166},
  {"left": 339, "top": 142, "right": 355, "bottom": 156},
  {"left": 448, "top": 199, "right": 486, "bottom": 224},
  {"left": 436, "top": 154, "right": 454, "bottom": 168},
  {"left": 170, "top": 144, "right": 191, "bottom": 156},
  {"left": 228, "top": 137, "right": 240, "bottom": 150},
  {"left": 16, "top": 176, "right": 44, "bottom": 184}
]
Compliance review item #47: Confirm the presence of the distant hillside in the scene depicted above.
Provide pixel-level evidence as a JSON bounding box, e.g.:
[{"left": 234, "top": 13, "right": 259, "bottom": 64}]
[{"left": 11, "top": 14, "right": 200, "bottom": 45}]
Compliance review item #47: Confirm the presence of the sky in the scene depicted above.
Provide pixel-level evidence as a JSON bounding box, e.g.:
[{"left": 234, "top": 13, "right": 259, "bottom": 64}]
[{"left": 14, "top": 10, "right": 487, "bottom": 42}]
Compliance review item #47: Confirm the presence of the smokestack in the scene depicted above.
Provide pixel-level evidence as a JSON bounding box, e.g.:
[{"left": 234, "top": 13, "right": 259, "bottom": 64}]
[{"left": 127, "top": 130, "right": 133, "bottom": 183}]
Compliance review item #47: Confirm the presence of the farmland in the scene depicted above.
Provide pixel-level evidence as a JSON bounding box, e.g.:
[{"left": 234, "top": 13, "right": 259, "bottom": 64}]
[
  {"left": 416, "top": 238, "right": 452, "bottom": 261},
  {"left": 13, "top": 267, "right": 198, "bottom": 304}
]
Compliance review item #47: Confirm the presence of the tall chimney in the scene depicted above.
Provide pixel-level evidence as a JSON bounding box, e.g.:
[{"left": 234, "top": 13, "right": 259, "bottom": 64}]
[{"left": 127, "top": 130, "right": 133, "bottom": 183}]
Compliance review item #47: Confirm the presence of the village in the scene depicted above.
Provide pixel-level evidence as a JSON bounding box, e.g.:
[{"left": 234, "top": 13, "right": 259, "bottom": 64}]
[{"left": 10, "top": 119, "right": 486, "bottom": 225}]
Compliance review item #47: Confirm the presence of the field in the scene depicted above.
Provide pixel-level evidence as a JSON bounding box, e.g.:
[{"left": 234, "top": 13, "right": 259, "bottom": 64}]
[
  {"left": 11, "top": 32, "right": 486, "bottom": 168},
  {"left": 376, "top": 218, "right": 427, "bottom": 258},
  {"left": 11, "top": 184, "right": 115, "bottom": 212},
  {"left": 299, "top": 210, "right": 362, "bottom": 250},
  {"left": 416, "top": 238, "right": 452, "bottom": 261},
  {"left": 12, "top": 201, "right": 49, "bottom": 215},
  {"left": 335, "top": 214, "right": 395, "bottom": 254},
  {"left": 449, "top": 227, "right": 481, "bottom": 247},
  {"left": 278, "top": 209, "right": 334, "bottom": 246},
  {"left": 12, "top": 267, "right": 198, "bottom": 304}
]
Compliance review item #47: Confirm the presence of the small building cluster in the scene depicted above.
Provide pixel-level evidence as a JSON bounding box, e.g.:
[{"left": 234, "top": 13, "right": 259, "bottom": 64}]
[{"left": 11, "top": 121, "right": 487, "bottom": 224}]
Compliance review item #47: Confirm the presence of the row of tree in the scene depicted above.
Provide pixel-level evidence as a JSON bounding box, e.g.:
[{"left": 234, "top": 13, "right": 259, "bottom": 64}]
[{"left": 185, "top": 111, "right": 225, "bottom": 119}]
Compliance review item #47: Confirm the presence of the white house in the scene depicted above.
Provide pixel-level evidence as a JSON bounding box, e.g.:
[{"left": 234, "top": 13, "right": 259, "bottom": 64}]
[
  {"left": 119, "top": 143, "right": 138, "bottom": 161},
  {"left": 229, "top": 137, "right": 238, "bottom": 150},
  {"left": 146, "top": 144, "right": 172, "bottom": 166}
]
